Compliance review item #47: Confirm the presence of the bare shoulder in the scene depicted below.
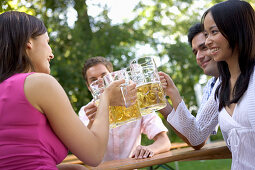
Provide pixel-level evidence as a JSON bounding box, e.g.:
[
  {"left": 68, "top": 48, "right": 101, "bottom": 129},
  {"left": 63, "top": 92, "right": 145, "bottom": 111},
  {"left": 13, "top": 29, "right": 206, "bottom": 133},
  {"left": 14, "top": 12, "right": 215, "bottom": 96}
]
[
  {"left": 24, "top": 73, "right": 64, "bottom": 112},
  {"left": 25, "top": 73, "right": 59, "bottom": 86},
  {"left": 24, "top": 73, "right": 63, "bottom": 93},
  {"left": 24, "top": 73, "right": 64, "bottom": 97}
]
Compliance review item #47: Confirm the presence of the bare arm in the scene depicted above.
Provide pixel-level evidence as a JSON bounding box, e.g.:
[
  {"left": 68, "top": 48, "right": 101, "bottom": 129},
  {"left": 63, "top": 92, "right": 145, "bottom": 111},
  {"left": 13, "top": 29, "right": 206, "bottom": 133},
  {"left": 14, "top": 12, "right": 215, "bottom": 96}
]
[
  {"left": 25, "top": 73, "right": 126, "bottom": 166},
  {"left": 158, "top": 100, "right": 173, "bottom": 120},
  {"left": 149, "top": 131, "right": 171, "bottom": 154}
]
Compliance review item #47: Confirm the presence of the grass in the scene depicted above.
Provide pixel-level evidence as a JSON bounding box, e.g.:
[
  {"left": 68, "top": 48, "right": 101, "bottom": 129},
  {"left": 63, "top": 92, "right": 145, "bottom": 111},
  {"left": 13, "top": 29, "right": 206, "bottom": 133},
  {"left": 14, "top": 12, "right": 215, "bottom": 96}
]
[{"left": 139, "top": 159, "right": 232, "bottom": 170}]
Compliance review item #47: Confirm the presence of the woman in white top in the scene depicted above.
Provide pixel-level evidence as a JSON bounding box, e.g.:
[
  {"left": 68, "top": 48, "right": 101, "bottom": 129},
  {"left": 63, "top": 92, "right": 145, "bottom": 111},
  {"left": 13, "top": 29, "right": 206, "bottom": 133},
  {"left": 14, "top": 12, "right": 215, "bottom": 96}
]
[
  {"left": 202, "top": 0, "right": 255, "bottom": 169},
  {"left": 160, "top": 0, "right": 255, "bottom": 169}
]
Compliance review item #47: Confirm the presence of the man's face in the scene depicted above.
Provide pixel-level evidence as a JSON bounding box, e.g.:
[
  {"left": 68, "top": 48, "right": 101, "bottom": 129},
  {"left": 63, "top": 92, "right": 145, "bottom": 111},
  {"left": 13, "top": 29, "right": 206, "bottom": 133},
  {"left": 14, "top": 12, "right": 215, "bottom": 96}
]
[
  {"left": 192, "top": 32, "right": 218, "bottom": 77},
  {"left": 86, "top": 64, "right": 110, "bottom": 91}
]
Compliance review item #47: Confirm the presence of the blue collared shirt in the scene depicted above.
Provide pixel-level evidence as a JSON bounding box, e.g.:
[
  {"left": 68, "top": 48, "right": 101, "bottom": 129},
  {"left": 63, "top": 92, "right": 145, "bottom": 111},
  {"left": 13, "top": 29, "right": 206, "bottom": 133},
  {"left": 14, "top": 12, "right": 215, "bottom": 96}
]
[{"left": 199, "top": 77, "right": 218, "bottom": 134}]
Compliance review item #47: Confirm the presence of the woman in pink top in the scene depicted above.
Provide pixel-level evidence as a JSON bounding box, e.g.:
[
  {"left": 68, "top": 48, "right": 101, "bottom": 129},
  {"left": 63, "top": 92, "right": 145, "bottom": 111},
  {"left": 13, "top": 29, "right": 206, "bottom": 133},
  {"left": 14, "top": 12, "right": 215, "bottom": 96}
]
[{"left": 0, "top": 11, "right": 136, "bottom": 170}]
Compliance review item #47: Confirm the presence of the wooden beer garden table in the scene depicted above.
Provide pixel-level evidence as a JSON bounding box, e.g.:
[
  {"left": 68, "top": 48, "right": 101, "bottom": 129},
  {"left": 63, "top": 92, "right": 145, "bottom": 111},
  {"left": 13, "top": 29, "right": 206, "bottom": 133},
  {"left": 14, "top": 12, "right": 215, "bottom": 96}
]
[{"left": 62, "top": 140, "right": 231, "bottom": 170}]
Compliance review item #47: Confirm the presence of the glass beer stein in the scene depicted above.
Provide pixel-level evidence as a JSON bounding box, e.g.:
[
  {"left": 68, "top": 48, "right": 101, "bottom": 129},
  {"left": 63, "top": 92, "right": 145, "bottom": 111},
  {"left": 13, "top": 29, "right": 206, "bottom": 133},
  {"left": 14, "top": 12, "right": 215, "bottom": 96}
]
[
  {"left": 103, "top": 70, "right": 141, "bottom": 127},
  {"left": 90, "top": 79, "right": 116, "bottom": 128},
  {"left": 130, "top": 56, "right": 167, "bottom": 115}
]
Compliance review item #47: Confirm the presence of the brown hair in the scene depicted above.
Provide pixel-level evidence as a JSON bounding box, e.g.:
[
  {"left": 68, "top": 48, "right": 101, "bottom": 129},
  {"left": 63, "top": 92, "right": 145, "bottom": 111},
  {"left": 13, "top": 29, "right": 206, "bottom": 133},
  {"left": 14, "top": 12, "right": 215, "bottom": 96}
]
[{"left": 82, "top": 56, "right": 113, "bottom": 83}]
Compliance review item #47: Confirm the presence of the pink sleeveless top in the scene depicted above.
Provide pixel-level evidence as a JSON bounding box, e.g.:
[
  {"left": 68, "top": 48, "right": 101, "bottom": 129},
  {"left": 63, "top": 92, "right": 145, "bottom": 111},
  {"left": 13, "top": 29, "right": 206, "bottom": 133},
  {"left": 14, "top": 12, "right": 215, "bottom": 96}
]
[{"left": 0, "top": 73, "right": 68, "bottom": 170}]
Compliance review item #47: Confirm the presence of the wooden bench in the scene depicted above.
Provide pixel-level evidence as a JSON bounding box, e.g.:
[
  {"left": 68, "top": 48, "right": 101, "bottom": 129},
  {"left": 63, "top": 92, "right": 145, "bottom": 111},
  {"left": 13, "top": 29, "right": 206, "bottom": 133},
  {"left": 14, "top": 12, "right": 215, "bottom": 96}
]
[
  {"left": 169, "top": 142, "right": 188, "bottom": 150},
  {"left": 61, "top": 154, "right": 82, "bottom": 164},
  {"left": 61, "top": 142, "right": 189, "bottom": 165},
  {"left": 84, "top": 141, "right": 231, "bottom": 170},
  {"left": 61, "top": 141, "right": 231, "bottom": 169}
]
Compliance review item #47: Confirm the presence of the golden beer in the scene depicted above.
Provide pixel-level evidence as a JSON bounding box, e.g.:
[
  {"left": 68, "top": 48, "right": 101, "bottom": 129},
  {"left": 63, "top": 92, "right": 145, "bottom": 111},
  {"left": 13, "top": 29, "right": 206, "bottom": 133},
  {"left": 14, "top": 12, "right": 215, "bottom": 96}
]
[
  {"left": 137, "top": 81, "right": 166, "bottom": 115},
  {"left": 109, "top": 101, "right": 141, "bottom": 127},
  {"left": 95, "top": 99, "right": 116, "bottom": 128}
]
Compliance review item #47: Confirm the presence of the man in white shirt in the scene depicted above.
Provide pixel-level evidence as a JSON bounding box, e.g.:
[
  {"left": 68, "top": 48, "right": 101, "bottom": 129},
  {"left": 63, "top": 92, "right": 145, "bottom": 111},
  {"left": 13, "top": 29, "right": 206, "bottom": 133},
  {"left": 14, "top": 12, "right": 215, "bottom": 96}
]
[
  {"left": 79, "top": 56, "right": 170, "bottom": 161},
  {"left": 159, "top": 23, "right": 219, "bottom": 149}
]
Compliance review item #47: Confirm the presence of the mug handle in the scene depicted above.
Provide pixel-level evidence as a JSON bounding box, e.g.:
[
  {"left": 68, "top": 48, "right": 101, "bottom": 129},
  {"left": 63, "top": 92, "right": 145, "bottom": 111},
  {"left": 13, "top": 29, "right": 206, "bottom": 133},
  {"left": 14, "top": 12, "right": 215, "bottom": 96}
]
[
  {"left": 120, "top": 85, "right": 130, "bottom": 108},
  {"left": 120, "top": 84, "right": 137, "bottom": 108}
]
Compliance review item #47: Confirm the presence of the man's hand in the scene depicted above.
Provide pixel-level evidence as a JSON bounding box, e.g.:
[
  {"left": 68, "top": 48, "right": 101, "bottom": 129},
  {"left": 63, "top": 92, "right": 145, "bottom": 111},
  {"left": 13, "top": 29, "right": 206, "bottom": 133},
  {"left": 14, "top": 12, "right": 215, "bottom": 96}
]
[
  {"left": 131, "top": 132, "right": 170, "bottom": 159},
  {"left": 84, "top": 101, "right": 97, "bottom": 128},
  {"left": 131, "top": 145, "right": 154, "bottom": 159}
]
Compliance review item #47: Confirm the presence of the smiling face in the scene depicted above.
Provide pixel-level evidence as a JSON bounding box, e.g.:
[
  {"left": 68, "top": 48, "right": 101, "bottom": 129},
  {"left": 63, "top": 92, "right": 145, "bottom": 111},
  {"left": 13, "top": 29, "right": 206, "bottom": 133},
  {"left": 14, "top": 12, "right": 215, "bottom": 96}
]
[
  {"left": 192, "top": 32, "right": 218, "bottom": 77},
  {"left": 203, "top": 12, "right": 238, "bottom": 64},
  {"left": 26, "top": 32, "right": 54, "bottom": 74}
]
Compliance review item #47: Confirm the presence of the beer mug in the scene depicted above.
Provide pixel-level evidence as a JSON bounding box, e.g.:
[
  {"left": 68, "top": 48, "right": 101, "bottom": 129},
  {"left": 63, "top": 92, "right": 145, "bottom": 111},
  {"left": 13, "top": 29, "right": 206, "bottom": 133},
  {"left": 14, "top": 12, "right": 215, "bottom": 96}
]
[
  {"left": 103, "top": 70, "right": 141, "bottom": 127},
  {"left": 90, "top": 79, "right": 116, "bottom": 128},
  {"left": 130, "top": 56, "right": 166, "bottom": 115}
]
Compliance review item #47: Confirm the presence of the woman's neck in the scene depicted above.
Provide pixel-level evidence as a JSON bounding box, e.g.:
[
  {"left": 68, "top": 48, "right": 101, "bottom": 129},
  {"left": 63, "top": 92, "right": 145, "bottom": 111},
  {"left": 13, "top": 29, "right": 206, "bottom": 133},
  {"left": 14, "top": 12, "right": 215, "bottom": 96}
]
[{"left": 226, "top": 51, "right": 240, "bottom": 96}]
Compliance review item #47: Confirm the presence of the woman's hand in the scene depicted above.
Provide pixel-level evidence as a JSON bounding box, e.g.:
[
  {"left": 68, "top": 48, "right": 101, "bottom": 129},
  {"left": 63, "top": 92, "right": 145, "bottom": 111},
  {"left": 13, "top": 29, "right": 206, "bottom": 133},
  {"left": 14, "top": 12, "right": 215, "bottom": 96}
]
[
  {"left": 158, "top": 72, "right": 182, "bottom": 110},
  {"left": 158, "top": 72, "right": 177, "bottom": 97},
  {"left": 103, "top": 79, "right": 137, "bottom": 107}
]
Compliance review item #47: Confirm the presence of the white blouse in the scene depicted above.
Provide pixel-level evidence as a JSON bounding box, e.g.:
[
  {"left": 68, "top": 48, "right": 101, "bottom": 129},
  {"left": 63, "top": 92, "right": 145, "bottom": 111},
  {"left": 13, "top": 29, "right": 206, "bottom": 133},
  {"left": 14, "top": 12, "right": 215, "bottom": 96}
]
[
  {"left": 167, "top": 79, "right": 220, "bottom": 146},
  {"left": 219, "top": 90, "right": 255, "bottom": 170}
]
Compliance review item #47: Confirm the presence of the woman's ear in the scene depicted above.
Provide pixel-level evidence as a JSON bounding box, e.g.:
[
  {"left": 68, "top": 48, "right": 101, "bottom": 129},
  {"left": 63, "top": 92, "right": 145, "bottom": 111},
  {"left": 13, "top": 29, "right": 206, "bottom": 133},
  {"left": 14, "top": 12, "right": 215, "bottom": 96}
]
[
  {"left": 25, "top": 40, "right": 33, "bottom": 58},
  {"left": 26, "top": 40, "right": 32, "bottom": 49}
]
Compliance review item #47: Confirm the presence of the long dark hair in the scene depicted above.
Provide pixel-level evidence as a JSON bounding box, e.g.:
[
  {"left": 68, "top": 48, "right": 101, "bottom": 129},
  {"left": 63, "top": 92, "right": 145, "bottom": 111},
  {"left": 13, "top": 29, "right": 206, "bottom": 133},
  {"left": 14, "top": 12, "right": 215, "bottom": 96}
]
[
  {"left": 202, "top": 0, "right": 255, "bottom": 111},
  {"left": 0, "top": 11, "right": 47, "bottom": 83}
]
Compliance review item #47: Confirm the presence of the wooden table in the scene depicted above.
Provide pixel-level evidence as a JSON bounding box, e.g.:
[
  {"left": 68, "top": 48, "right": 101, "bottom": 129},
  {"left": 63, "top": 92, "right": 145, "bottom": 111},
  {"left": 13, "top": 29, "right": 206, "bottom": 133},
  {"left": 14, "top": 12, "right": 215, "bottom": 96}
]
[{"left": 63, "top": 141, "right": 231, "bottom": 170}]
